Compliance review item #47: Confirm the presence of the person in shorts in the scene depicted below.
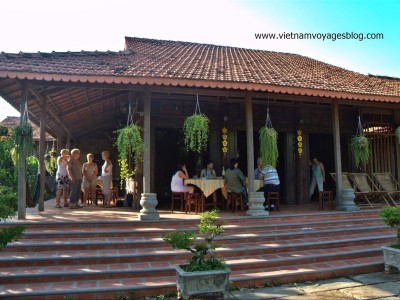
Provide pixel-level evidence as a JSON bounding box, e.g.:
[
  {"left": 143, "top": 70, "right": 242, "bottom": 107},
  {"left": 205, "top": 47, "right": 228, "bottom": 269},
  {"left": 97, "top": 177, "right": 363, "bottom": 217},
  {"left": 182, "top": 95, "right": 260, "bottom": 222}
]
[
  {"left": 55, "top": 149, "right": 70, "bottom": 208},
  {"left": 82, "top": 153, "right": 98, "bottom": 206}
]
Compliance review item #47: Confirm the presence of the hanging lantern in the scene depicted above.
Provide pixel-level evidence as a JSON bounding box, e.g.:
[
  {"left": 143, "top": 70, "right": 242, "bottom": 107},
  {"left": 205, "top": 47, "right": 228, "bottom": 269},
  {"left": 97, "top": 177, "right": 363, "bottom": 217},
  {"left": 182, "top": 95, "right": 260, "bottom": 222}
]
[
  {"left": 222, "top": 127, "right": 228, "bottom": 156},
  {"left": 297, "top": 129, "right": 303, "bottom": 157}
]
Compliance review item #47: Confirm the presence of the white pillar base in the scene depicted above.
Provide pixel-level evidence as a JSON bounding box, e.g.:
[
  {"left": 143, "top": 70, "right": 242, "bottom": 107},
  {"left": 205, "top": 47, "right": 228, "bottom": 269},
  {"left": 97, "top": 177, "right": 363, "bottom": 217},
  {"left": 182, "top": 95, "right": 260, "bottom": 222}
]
[
  {"left": 246, "top": 192, "right": 269, "bottom": 217},
  {"left": 336, "top": 188, "right": 360, "bottom": 211},
  {"left": 138, "top": 193, "right": 160, "bottom": 220}
]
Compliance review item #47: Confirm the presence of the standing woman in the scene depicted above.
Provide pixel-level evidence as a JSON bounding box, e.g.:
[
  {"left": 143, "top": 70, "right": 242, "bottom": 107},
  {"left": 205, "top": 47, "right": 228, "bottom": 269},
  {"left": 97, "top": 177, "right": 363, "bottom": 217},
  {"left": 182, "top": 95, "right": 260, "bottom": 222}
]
[
  {"left": 67, "top": 148, "right": 83, "bottom": 209},
  {"left": 101, "top": 151, "right": 113, "bottom": 208},
  {"left": 55, "top": 149, "right": 70, "bottom": 208},
  {"left": 309, "top": 156, "right": 326, "bottom": 198},
  {"left": 82, "top": 153, "right": 98, "bottom": 206}
]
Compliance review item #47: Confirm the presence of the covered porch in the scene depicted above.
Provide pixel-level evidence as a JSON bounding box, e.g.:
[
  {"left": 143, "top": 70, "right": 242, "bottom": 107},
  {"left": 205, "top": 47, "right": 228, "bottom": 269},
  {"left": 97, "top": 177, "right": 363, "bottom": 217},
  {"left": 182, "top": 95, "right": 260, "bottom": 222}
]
[{"left": 1, "top": 37, "right": 400, "bottom": 220}]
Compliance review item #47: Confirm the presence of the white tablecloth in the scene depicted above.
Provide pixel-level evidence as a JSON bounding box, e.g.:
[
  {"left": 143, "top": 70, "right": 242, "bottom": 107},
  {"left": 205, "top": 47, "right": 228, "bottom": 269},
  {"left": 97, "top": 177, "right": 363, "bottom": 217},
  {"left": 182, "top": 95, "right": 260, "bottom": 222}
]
[{"left": 185, "top": 179, "right": 225, "bottom": 198}]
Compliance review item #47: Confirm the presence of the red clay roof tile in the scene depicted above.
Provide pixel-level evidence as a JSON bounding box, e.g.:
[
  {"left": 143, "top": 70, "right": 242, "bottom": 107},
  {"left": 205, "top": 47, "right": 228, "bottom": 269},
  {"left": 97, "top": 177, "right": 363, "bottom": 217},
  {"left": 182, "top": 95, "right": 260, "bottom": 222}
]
[{"left": 0, "top": 37, "right": 399, "bottom": 101}]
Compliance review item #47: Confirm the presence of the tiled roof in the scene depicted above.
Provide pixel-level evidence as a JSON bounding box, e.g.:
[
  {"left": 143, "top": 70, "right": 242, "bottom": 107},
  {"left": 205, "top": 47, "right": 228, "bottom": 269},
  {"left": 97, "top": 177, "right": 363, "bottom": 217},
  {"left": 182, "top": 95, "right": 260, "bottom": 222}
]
[
  {"left": 0, "top": 37, "right": 399, "bottom": 102},
  {"left": 0, "top": 116, "right": 55, "bottom": 141}
]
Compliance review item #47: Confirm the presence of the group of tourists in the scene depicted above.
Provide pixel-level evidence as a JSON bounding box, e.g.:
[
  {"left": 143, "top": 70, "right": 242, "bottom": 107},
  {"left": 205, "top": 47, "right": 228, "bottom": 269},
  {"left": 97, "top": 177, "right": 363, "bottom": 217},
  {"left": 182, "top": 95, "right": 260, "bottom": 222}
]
[
  {"left": 54, "top": 149, "right": 113, "bottom": 209},
  {"left": 171, "top": 156, "right": 325, "bottom": 212}
]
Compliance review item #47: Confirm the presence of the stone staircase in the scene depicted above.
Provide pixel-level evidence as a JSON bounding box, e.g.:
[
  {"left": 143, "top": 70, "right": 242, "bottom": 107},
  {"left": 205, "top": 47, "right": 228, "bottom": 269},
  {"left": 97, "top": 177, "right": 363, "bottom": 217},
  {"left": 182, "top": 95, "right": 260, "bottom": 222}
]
[{"left": 0, "top": 210, "right": 394, "bottom": 299}]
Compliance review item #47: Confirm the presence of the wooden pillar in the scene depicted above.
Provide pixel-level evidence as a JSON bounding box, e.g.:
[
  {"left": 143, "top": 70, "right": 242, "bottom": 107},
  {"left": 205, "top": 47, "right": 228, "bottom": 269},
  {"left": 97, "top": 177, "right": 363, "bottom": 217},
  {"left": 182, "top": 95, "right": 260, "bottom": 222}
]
[
  {"left": 332, "top": 101, "right": 342, "bottom": 205},
  {"left": 17, "top": 81, "right": 28, "bottom": 219},
  {"left": 245, "top": 93, "right": 255, "bottom": 192},
  {"left": 38, "top": 97, "right": 46, "bottom": 212},
  {"left": 56, "top": 124, "right": 63, "bottom": 154},
  {"left": 143, "top": 89, "right": 151, "bottom": 193}
]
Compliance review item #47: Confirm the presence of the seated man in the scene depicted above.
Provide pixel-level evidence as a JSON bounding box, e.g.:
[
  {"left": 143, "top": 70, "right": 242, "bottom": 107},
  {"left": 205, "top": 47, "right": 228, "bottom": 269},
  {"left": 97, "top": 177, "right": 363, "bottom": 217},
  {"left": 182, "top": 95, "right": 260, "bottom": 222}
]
[
  {"left": 257, "top": 164, "right": 280, "bottom": 211},
  {"left": 254, "top": 157, "right": 263, "bottom": 179}
]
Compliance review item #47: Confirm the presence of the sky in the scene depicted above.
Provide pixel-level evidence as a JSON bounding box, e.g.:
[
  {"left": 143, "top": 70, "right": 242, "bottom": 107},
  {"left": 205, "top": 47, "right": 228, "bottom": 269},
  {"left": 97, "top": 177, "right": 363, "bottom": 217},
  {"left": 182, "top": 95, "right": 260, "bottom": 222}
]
[{"left": 0, "top": 0, "right": 399, "bottom": 121}]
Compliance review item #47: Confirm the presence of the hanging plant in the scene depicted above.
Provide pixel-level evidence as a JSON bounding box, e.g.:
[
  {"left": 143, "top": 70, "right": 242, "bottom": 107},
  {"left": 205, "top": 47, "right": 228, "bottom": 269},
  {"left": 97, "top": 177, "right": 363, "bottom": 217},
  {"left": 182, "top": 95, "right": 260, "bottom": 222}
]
[
  {"left": 44, "top": 146, "right": 57, "bottom": 175},
  {"left": 259, "top": 127, "right": 279, "bottom": 168},
  {"left": 395, "top": 126, "right": 400, "bottom": 144},
  {"left": 114, "top": 123, "right": 144, "bottom": 184},
  {"left": 350, "top": 116, "right": 369, "bottom": 169},
  {"left": 259, "top": 108, "right": 278, "bottom": 168},
  {"left": 350, "top": 135, "right": 370, "bottom": 169},
  {"left": 12, "top": 123, "right": 33, "bottom": 155},
  {"left": 183, "top": 113, "right": 210, "bottom": 153}
]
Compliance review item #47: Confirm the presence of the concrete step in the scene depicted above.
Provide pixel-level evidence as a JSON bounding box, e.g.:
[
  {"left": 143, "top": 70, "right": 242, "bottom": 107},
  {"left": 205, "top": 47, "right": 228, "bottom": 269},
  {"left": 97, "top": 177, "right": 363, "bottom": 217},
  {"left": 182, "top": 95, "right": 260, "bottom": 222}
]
[
  {"left": 1, "top": 243, "right": 383, "bottom": 285},
  {"left": 0, "top": 256, "right": 383, "bottom": 300},
  {"left": 18, "top": 217, "right": 384, "bottom": 239},
  {"left": 1, "top": 233, "right": 394, "bottom": 268},
  {"left": 4, "top": 223, "right": 392, "bottom": 253}
]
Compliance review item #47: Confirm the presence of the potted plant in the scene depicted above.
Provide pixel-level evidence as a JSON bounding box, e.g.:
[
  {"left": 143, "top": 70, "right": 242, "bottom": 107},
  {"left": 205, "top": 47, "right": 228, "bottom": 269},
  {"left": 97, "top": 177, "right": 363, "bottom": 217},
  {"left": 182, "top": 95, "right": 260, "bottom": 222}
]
[
  {"left": 162, "top": 210, "right": 230, "bottom": 300},
  {"left": 12, "top": 123, "right": 33, "bottom": 160},
  {"left": 350, "top": 135, "right": 370, "bottom": 169},
  {"left": 379, "top": 206, "right": 400, "bottom": 273},
  {"left": 114, "top": 123, "right": 144, "bottom": 186},
  {"left": 183, "top": 113, "right": 210, "bottom": 154}
]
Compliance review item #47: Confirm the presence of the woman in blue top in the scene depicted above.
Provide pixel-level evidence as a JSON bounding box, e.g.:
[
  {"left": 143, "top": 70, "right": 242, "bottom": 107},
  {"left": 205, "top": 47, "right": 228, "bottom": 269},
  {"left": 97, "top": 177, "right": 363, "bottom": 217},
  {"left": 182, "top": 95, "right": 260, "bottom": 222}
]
[{"left": 309, "top": 157, "right": 326, "bottom": 198}]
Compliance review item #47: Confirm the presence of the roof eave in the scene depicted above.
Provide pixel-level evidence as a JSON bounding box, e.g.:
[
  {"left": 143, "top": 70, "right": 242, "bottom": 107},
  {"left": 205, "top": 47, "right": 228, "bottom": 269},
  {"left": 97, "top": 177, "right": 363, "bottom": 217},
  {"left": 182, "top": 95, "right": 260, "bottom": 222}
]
[{"left": 1, "top": 70, "right": 399, "bottom": 103}]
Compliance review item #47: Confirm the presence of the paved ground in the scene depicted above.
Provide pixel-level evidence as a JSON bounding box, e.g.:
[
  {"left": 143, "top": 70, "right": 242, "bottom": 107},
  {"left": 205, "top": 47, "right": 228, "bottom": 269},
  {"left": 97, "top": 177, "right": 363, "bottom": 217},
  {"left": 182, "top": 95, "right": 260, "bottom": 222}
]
[{"left": 229, "top": 271, "right": 400, "bottom": 300}]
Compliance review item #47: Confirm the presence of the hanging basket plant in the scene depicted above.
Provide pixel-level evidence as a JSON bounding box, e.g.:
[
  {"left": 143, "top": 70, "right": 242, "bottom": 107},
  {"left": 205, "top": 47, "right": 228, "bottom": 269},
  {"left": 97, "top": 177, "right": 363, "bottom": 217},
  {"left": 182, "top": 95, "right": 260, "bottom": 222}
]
[
  {"left": 12, "top": 122, "right": 33, "bottom": 154},
  {"left": 183, "top": 114, "right": 210, "bottom": 153},
  {"left": 395, "top": 126, "right": 400, "bottom": 144},
  {"left": 350, "top": 135, "right": 370, "bottom": 169},
  {"left": 114, "top": 123, "right": 144, "bottom": 183},
  {"left": 350, "top": 116, "right": 370, "bottom": 169},
  {"left": 183, "top": 95, "right": 209, "bottom": 153},
  {"left": 44, "top": 146, "right": 57, "bottom": 175},
  {"left": 259, "top": 108, "right": 278, "bottom": 168}
]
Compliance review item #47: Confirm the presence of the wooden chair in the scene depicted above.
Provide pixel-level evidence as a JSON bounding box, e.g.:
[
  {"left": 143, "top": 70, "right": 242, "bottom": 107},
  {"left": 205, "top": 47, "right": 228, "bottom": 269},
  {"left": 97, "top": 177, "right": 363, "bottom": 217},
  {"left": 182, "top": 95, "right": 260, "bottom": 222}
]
[
  {"left": 96, "top": 186, "right": 105, "bottom": 206},
  {"left": 319, "top": 191, "right": 334, "bottom": 211},
  {"left": 373, "top": 172, "right": 400, "bottom": 206},
  {"left": 110, "top": 187, "right": 118, "bottom": 205},
  {"left": 266, "top": 192, "right": 280, "bottom": 212},
  {"left": 171, "top": 192, "right": 186, "bottom": 212},
  {"left": 227, "top": 192, "right": 244, "bottom": 213},
  {"left": 186, "top": 193, "right": 202, "bottom": 214},
  {"left": 349, "top": 173, "right": 391, "bottom": 208}
]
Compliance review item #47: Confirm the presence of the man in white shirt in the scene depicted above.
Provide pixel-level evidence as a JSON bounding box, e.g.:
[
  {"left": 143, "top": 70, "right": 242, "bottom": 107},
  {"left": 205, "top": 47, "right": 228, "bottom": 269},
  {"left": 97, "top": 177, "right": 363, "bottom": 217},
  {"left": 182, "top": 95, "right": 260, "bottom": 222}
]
[{"left": 257, "top": 164, "right": 280, "bottom": 211}]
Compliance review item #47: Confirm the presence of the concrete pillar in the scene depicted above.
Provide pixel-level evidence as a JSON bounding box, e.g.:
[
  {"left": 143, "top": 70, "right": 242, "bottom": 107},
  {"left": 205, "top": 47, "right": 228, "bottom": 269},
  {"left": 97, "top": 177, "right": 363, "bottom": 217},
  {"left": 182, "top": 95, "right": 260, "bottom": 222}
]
[
  {"left": 245, "top": 93, "right": 268, "bottom": 217},
  {"left": 332, "top": 100, "right": 359, "bottom": 211},
  {"left": 139, "top": 89, "right": 159, "bottom": 220}
]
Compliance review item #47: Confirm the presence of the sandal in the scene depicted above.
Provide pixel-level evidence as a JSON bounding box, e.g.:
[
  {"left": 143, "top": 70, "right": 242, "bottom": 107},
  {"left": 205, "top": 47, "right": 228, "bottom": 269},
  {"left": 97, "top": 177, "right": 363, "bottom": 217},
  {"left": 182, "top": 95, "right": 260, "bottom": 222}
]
[
  {"left": 55, "top": 204, "right": 62, "bottom": 208},
  {"left": 64, "top": 203, "right": 69, "bottom": 207}
]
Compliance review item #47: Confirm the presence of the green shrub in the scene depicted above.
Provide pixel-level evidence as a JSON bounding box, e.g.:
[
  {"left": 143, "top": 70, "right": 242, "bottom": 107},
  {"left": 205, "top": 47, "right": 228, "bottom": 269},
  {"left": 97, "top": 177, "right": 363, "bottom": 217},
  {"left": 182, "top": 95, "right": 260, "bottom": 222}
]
[
  {"left": 380, "top": 206, "right": 400, "bottom": 248},
  {"left": 0, "top": 186, "right": 25, "bottom": 248},
  {"left": 163, "top": 210, "right": 226, "bottom": 272}
]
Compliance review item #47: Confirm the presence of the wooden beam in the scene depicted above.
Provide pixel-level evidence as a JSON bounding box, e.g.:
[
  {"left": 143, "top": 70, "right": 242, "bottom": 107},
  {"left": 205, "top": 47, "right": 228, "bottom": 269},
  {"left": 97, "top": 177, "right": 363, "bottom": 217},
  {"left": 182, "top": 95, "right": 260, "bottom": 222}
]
[
  {"left": 29, "top": 87, "right": 73, "bottom": 138},
  {"left": 332, "top": 100, "right": 343, "bottom": 208},
  {"left": 38, "top": 96, "right": 46, "bottom": 211},
  {"left": 143, "top": 89, "right": 151, "bottom": 193},
  {"left": 245, "top": 93, "right": 255, "bottom": 193},
  {"left": 17, "top": 81, "right": 28, "bottom": 219}
]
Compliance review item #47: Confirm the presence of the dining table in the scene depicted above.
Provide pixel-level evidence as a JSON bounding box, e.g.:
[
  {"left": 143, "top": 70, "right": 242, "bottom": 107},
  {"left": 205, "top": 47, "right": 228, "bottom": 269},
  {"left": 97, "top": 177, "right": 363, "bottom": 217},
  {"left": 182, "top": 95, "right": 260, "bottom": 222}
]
[{"left": 185, "top": 178, "right": 225, "bottom": 209}]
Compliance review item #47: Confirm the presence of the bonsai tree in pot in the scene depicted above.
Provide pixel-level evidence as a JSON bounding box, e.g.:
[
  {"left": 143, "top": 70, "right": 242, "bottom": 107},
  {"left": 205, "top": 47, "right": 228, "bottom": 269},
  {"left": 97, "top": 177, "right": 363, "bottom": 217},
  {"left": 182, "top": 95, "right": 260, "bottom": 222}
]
[
  {"left": 163, "top": 210, "right": 230, "bottom": 299},
  {"left": 379, "top": 206, "right": 400, "bottom": 272}
]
